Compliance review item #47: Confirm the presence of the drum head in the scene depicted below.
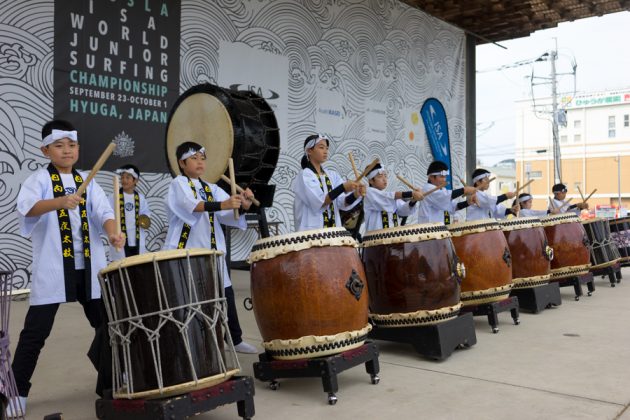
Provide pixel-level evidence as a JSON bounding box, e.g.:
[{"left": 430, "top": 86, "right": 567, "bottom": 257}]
[{"left": 166, "top": 92, "right": 234, "bottom": 183}]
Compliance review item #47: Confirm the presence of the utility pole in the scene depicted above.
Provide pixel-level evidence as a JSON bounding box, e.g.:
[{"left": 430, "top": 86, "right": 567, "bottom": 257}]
[{"left": 550, "top": 40, "right": 562, "bottom": 183}]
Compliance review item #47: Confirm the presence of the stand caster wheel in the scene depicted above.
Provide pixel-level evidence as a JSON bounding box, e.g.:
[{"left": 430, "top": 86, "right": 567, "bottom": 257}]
[
  {"left": 574, "top": 296, "right": 580, "bottom": 301},
  {"left": 269, "top": 381, "right": 279, "bottom": 390},
  {"left": 587, "top": 291, "right": 592, "bottom": 296},
  {"left": 492, "top": 327, "right": 499, "bottom": 334},
  {"left": 327, "top": 393, "right": 338, "bottom": 405},
  {"left": 513, "top": 319, "right": 520, "bottom": 325},
  {"left": 611, "top": 283, "right": 616, "bottom": 287},
  {"left": 370, "top": 374, "right": 380, "bottom": 385}
]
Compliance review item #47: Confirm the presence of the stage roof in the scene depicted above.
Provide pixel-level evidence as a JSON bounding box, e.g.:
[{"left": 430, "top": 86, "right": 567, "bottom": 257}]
[{"left": 402, "top": 0, "right": 630, "bottom": 43}]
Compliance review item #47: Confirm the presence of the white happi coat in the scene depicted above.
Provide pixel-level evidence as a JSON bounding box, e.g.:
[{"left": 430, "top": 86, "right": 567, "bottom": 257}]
[
  {"left": 519, "top": 208, "right": 549, "bottom": 218},
  {"left": 417, "top": 182, "right": 459, "bottom": 224},
  {"left": 164, "top": 176, "right": 246, "bottom": 288},
  {"left": 17, "top": 168, "right": 114, "bottom": 305},
  {"left": 292, "top": 167, "right": 361, "bottom": 232},
  {"left": 550, "top": 198, "right": 580, "bottom": 215},
  {"left": 363, "top": 187, "right": 416, "bottom": 232},
  {"left": 108, "top": 190, "right": 151, "bottom": 261},
  {"left": 467, "top": 190, "right": 503, "bottom": 221}
]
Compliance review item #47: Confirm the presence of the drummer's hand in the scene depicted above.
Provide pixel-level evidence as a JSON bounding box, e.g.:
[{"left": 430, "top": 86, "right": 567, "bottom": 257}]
[
  {"left": 109, "top": 232, "right": 126, "bottom": 249},
  {"left": 505, "top": 191, "right": 516, "bottom": 199},
  {"left": 354, "top": 183, "right": 366, "bottom": 198},
  {"left": 240, "top": 188, "right": 254, "bottom": 210},
  {"left": 59, "top": 193, "right": 82, "bottom": 210},
  {"left": 468, "top": 193, "right": 479, "bottom": 206},
  {"left": 463, "top": 186, "right": 477, "bottom": 195},
  {"left": 221, "top": 194, "right": 242, "bottom": 210},
  {"left": 343, "top": 180, "right": 360, "bottom": 193},
  {"left": 412, "top": 189, "right": 424, "bottom": 202},
  {"left": 576, "top": 202, "right": 589, "bottom": 210}
]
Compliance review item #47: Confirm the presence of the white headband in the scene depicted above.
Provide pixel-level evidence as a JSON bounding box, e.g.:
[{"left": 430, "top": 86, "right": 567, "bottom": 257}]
[
  {"left": 116, "top": 168, "right": 139, "bottom": 179},
  {"left": 367, "top": 168, "right": 386, "bottom": 180},
  {"left": 180, "top": 147, "right": 205, "bottom": 161},
  {"left": 429, "top": 170, "right": 449, "bottom": 176},
  {"left": 304, "top": 134, "right": 329, "bottom": 152},
  {"left": 42, "top": 129, "right": 78, "bottom": 146},
  {"left": 472, "top": 172, "right": 491, "bottom": 184},
  {"left": 518, "top": 194, "right": 533, "bottom": 203}
]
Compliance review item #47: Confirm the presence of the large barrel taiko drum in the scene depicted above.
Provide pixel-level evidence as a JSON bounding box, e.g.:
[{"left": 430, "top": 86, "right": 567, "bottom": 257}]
[
  {"left": 447, "top": 220, "right": 513, "bottom": 306},
  {"left": 540, "top": 213, "right": 591, "bottom": 280},
  {"left": 249, "top": 228, "right": 370, "bottom": 360},
  {"left": 165, "top": 83, "right": 280, "bottom": 186},
  {"left": 361, "top": 223, "right": 462, "bottom": 327},
  {"left": 99, "top": 249, "right": 239, "bottom": 399},
  {"left": 499, "top": 217, "right": 553, "bottom": 289}
]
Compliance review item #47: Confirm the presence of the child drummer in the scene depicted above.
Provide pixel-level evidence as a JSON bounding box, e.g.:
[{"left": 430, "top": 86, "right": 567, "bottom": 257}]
[
  {"left": 550, "top": 183, "right": 589, "bottom": 215},
  {"left": 466, "top": 168, "right": 516, "bottom": 221},
  {"left": 416, "top": 160, "right": 476, "bottom": 224},
  {"left": 10, "top": 120, "right": 125, "bottom": 417},
  {"left": 514, "top": 193, "right": 560, "bottom": 217},
  {"left": 109, "top": 164, "right": 151, "bottom": 260},
  {"left": 292, "top": 134, "right": 364, "bottom": 231},
  {"left": 363, "top": 163, "right": 423, "bottom": 231},
  {"left": 164, "top": 141, "right": 258, "bottom": 354}
]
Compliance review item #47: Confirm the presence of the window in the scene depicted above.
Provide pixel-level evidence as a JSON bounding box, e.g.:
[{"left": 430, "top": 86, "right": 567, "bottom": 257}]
[
  {"left": 528, "top": 171, "right": 542, "bottom": 179},
  {"left": 560, "top": 135, "right": 568, "bottom": 143},
  {"left": 609, "top": 115, "right": 616, "bottom": 138},
  {"left": 574, "top": 134, "right": 581, "bottom": 143},
  {"left": 574, "top": 119, "right": 581, "bottom": 129},
  {"left": 624, "top": 114, "right": 629, "bottom": 128}
]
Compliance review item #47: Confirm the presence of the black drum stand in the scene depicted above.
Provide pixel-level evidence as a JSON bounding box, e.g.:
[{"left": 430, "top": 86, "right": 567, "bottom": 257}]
[
  {"left": 368, "top": 312, "right": 476, "bottom": 360},
  {"left": 253, "top": 341, "right": 380, "bottom": 405},
  {"left": 95, "top": 376, "right": 256, "bottom": 420},
  {"left": 591, "top": 262, "right": 622, "bottom": 287},
  {"left": 510, "top": 282, "right": 562, "bottom": 313},
  {"left": 558, "top": 272, "right": 595, "bottom": 300},
  {"left": 459, "top": 296, "right": 520, "bottom": 333}
]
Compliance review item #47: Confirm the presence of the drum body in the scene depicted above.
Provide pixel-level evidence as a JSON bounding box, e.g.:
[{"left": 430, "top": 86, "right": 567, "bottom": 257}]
[
  {"left": 499, "top": 218, "right": 553, "bottom": 289},
  {"left": 99, "top": 249, "right": 239, "bottom": 399},
  {"left": 582, "top": 218, "right": 621, "bottom": 269},
  {"left": 166, "top": 83, "right": 280, "bottom": 186},
  {"left": 447, "top": 220, "right": 513, "bottom": 306},
  {"left": 249, "top": 228, "right": 370, "bottom": 360},
  {"left": 361, "top": 224, "right": 462, "bottom": 327},
  {"left": 541, "top": 214, "right": 591, "bottom": 280},
  {"left": 609, "top": 217, "right": 630, "bottom": 262}
]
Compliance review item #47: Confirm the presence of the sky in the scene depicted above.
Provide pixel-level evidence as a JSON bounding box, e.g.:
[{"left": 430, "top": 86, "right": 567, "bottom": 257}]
[{"left": 475, "top": 11, "right": 630, "bottom": 166}]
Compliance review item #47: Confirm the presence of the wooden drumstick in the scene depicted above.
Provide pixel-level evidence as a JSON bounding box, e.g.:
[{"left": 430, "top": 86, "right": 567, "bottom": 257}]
[
  {"left": 113, "top": 175, "right": 122, "bottom": 252},
  {"left": 584, "top": 188, "right": 597, "bottom": 203},
  {"left": 76, "top": 142, "right": 116, "bottom": 197},
  {"left": 548, "top": 197, "right": 556, "bottom": 210},
  {"left": 396, "top": 173, "right": 416, "bottom": 190},
  {"left": 228, "top": 158, "right": 239, "bottom": 220},
  {"left": 220, "top": 175, "right": 261, "bottom": 207},
  {"left": 577, "top": 185, "right": 586, "bottom": 202},
  {"left": 356, "top": 158, "right": 379, "bottom": 182},
  {"left": 514, "top": 179, "right": 534, "bottom": 195},
  {"left": 558, "top": 197, "right": 574, "bottom": 210},
  {"left": 457, "top": 176, "right": 467, "bottom": 186},
  {"left": 348, "top": 152, "right": 360, "bottom": 179}
]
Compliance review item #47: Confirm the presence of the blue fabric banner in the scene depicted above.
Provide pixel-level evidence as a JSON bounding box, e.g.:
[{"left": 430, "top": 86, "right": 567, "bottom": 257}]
[{"left": 420, "top": 98, "right": 452, "bottom": 188}]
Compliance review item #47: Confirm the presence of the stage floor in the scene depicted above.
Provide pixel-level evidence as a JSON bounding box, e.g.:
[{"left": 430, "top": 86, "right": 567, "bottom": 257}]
[{"left": 6, "top": 267, "right": 630, "bottom": 420}]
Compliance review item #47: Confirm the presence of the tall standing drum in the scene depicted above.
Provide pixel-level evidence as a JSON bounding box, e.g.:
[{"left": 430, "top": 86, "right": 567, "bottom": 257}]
[
  {"left": 99, "top": 249, "right": 239, "bottom": 399},
  {"left": 541, "top": 214, "right": 591, "bottom": 280},
  {"left": 361, "top": 223, "right": 463, "bottom": 327},
  {"left": 499, "top": 217, "right": 553, "bottom": 289},
  {"left": 249, "top": 228, "right": 370, "bottom": 360},
  {"left": 609, "top": 216, "right": 630, "bottom": 262},
  {"left": 447, "top": 220, "right": 513, "bottom": 306},
  {"left": 582, "top": 218, "right": 621, "bottom": 269}
]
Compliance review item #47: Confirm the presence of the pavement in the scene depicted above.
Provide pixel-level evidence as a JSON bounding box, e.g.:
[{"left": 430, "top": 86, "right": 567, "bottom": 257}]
[{"left": 5, "top": 268, "right": 630, "bottom": 420}]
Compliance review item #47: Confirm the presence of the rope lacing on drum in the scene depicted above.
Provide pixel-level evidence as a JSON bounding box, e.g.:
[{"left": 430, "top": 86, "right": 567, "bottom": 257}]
[{"left": 362, "top": 224, "right": 448, "bottom": 243}]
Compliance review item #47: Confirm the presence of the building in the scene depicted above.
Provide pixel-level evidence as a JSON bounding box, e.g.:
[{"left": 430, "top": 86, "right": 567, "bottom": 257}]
[
  {"left": 515, "top": 88, "right": 630, "bottom": 211},
  {"left": 480, "top": 159, "right": 517, "bottom": 197}
]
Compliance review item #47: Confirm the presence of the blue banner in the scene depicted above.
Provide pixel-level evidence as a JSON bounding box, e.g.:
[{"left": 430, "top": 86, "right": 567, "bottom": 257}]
[{"left": 420, "top": 98, "right": 452, "bottom": 188}]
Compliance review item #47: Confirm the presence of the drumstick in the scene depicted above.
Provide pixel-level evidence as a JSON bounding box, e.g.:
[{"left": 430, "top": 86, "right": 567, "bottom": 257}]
[
  {"left": 514, "top": 179, "right": 534, "bottom": 195},
  {"left": 396, "top": 173, "right": 416, "bottom": 190},
  {"left": 584, "top": 188, "right": 598, "bottom": 203},
  {"left": 219, "top": 175, "right": 261, "bottom": 207},
  {"left": 548, "top": 197, "right": 556, "bottom": 210},
  {"left": 113, "top": 175, "right": 122, "bottom": 252},
  {"left": 558, "top": 197, "right": 574, "bottom": 210},
  {"left": 457, "top": 176, "right": 467, "bottom": 186},
  {"left": 576, "top": 185, "right": 586, "bottom": 202},
  {"left": 228, "top": 158, "right": 239, "bottom": 220},
  {"left": 356, "top": 158, "right": 379, "bottom": 182},
  {"left": 514, "top": 181, "right": 521, "bottom": 211},
  {"left": 76, "top": 142, "right": 116, "bottom": 196},
  {"left": 348, "top": 152, "right": 360, "bottom": 179}
]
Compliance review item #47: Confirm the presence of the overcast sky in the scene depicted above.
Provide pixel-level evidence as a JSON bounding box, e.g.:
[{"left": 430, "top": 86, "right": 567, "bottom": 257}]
[{"left": 475, "top": 11, "right": 630, "bottom": 166}]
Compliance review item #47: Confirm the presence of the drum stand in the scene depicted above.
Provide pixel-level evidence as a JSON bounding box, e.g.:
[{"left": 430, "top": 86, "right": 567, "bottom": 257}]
[
  {"left": 459, "top": 297, "right": 520, "bottom": 334},
  {"left": 95, "top": 376, "right": 256, "bottom": 420},
  {"left": 557, "top": 272, "right": 595, "bottom": 301},
  {"left": 253, "top": 341, "right": 380, "bottom": 405},
  {"left": 368, "top": 312, "right": 477, "bottom": 360},
  {"left": 591, "top": 262, "right": 622, "bottom": 287},
  {"left": 509, "top": 283, "right": 562, "bottom": 314}
]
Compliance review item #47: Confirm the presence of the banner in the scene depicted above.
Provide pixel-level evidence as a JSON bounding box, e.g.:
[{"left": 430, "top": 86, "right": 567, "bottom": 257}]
[
  {"left": 420, "top": 98, "right": 453, "bottom": 188},
  {"left": 54, "top": 0, "right": 181, "bottom": 172}
]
